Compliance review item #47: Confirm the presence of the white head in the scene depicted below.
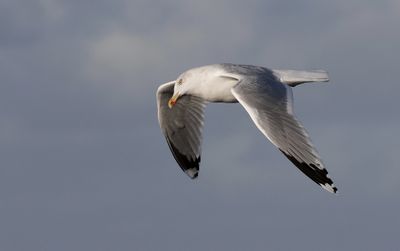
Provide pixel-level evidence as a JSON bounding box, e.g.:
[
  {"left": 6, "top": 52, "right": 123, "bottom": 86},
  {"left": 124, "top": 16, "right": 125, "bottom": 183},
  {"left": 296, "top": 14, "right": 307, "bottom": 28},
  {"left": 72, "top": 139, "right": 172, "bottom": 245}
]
[
  {"left": 168, "top": 64, "right": 236, "bottom": 108},
  {"left": 168, "top": 65, "right": 215, "bottom": 108}
]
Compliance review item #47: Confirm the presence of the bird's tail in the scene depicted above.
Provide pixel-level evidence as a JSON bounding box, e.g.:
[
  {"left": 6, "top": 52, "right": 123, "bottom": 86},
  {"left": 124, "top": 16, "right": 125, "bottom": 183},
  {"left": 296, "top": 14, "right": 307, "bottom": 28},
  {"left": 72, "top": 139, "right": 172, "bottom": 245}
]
[{"left": 273, "top": 69, "right": 329, "bottom": 87}]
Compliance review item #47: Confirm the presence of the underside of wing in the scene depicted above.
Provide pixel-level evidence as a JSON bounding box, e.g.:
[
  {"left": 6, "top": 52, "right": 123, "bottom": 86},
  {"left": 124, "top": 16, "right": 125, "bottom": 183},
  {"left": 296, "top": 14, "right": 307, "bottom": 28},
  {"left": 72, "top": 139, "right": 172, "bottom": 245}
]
[
  {"left": 231, "top": 78, "right": 337, "bottom": 193},
  {"left": 157, "top": 82, "right": 206, "bottom": 179}
]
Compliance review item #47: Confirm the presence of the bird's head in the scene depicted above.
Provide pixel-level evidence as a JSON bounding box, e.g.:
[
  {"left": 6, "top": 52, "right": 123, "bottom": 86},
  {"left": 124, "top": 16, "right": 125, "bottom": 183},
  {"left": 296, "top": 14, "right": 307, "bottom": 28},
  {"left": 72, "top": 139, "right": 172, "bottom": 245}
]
[
  {"left": 168, "top": 69, "right": 200, "bottom": 108},
  {"left": 168, "top": 65, "right": 230, "bottom": 108},
  {"left": 168, "top": 78, "right": 185, "bottom": 108}
]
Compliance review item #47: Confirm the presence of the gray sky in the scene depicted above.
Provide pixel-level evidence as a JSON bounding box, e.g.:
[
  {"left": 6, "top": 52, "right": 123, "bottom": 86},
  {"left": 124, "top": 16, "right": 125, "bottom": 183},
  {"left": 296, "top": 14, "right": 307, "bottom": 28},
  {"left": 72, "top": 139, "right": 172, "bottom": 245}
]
[{"left": 1, "top": 0, "right": 399, "bottom": 250}]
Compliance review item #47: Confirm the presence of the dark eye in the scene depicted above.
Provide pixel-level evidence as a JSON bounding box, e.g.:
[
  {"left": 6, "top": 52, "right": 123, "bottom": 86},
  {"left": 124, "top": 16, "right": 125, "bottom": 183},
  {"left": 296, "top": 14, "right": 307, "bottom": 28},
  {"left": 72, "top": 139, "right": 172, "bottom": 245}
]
[{"left": 177, "top": 79, "right": 183, "bottom": 85}]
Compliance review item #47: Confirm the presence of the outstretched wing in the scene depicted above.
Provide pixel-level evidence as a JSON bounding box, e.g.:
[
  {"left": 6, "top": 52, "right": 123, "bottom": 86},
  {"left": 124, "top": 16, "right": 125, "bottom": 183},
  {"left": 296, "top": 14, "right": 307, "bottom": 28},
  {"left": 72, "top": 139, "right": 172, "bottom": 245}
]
[
  {"left": 231, "top": 77, "right": 337, "bottom": 193},
  {"left": 157, "top": 82, "right": 206, "bottom": 178}
]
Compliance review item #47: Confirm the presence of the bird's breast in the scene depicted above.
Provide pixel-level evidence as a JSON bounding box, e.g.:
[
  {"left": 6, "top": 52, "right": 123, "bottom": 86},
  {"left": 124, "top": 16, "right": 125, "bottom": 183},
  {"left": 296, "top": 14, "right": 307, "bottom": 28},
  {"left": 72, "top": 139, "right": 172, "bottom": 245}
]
[{"left": 196, "top": 76, "right": 239, "bottom": 103}]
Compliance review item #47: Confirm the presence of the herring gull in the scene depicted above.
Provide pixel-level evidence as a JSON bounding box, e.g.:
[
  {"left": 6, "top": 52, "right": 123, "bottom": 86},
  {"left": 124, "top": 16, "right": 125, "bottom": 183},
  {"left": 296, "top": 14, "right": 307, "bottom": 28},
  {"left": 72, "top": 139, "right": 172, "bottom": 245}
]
[{"left": 157, "top": 63, "right": 337, "bottom": 193}]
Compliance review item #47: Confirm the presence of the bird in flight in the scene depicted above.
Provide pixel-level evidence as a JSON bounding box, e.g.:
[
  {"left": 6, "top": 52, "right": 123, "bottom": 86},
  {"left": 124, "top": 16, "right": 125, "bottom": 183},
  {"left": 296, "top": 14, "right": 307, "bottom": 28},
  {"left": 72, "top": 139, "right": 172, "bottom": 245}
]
[{"left": 157, "top": 63, "right": 337, "bottom": 193}]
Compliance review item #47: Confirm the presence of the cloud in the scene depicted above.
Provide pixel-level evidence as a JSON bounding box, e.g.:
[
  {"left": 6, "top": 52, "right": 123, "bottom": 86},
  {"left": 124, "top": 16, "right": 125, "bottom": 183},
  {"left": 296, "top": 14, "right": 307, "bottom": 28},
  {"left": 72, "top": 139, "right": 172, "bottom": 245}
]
[{"left": 1, "top": 0, "right": 400, "bottom": 250}]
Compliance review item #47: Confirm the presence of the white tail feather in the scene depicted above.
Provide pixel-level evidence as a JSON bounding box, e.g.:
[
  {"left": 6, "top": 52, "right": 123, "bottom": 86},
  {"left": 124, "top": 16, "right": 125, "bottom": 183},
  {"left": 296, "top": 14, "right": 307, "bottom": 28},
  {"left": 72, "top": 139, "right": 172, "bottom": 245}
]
[{"left": 273, "top": 69, "right": 329, "bottom": 87}]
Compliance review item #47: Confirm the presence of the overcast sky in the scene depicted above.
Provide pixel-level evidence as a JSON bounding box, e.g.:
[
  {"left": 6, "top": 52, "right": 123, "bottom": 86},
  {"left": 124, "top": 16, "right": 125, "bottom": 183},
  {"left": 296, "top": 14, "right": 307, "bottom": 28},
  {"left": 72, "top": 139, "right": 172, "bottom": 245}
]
[{"left": 1, "top": 0, "right": 400, "bottom": 250}]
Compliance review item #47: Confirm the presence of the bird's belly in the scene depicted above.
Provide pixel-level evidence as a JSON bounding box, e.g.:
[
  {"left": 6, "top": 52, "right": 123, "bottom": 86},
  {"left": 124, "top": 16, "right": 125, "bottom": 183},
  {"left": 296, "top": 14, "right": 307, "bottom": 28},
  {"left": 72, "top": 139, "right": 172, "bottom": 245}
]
[
  {"left": 207, "top": 90, "right": 238, "bottom": 103},
  {"left": 199, "top": 78, "right": 239, "bottom": 103}
]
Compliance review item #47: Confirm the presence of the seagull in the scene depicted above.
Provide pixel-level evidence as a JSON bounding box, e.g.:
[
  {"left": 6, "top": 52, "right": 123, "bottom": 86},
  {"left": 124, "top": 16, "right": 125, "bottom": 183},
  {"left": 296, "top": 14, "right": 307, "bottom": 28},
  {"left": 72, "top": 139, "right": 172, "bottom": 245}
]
[{"left": 156, "top": 63, "right": 337, "bottom": 193}]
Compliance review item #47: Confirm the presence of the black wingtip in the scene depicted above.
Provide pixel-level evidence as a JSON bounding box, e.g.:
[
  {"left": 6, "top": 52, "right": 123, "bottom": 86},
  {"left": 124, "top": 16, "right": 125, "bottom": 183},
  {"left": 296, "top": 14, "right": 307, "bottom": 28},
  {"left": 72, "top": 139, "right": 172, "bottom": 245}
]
[
  {"left": 279, "top": 149, "right": 337, "bottom": 193},
  {"left": 166, "top": 137, "right": 201, "bottom": 178},
  {"left": 186, "top": 168, "right": 199, "bottom": 179}
]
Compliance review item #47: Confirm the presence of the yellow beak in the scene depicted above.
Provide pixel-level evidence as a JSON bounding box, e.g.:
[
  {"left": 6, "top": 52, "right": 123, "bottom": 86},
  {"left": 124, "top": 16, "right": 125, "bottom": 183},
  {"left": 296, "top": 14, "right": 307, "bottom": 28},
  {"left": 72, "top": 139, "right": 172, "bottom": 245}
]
[{"left": 168, "top": 93, "right": 180, "bottom": 108}]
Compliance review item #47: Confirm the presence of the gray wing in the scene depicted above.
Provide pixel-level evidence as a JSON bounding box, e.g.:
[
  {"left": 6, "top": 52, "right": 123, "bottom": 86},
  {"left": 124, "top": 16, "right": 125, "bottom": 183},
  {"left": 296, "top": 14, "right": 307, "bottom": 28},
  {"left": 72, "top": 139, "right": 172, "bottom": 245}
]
[
  {"left": 231, "top": 77, "right": 337, "bottom": 193},
  {"left": 157, "top": 82, "right": 206, "bottom": 179}
]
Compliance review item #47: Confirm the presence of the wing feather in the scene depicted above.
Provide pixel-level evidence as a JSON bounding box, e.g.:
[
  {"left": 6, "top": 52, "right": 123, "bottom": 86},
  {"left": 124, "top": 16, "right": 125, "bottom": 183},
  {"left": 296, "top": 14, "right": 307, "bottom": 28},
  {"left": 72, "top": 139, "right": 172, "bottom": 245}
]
[
  {"left": 157, "top": 82, "right": 206, "bottom": 178},
  {"left": 231, "top": 77, "right": 337, "bottom": 193}
]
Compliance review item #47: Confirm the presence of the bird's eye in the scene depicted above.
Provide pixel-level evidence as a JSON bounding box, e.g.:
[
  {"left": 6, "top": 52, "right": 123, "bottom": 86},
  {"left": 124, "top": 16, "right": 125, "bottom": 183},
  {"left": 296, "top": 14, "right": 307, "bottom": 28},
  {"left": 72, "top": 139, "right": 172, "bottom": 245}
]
[{"left": 177, "top": 79, "right": 183, "bottom": 85}]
